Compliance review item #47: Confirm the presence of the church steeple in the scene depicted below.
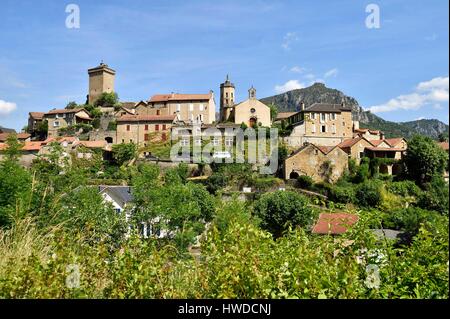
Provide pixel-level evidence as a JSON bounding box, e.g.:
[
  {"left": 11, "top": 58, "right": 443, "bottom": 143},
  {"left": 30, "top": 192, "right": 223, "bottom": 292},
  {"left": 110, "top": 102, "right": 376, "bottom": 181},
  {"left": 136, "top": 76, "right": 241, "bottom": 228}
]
[
  {"left": 220, "top": 74, "right": 235, "bottom": 121},
  {"left": 248, "top": 86, "right": 256, "bottom": 99}
]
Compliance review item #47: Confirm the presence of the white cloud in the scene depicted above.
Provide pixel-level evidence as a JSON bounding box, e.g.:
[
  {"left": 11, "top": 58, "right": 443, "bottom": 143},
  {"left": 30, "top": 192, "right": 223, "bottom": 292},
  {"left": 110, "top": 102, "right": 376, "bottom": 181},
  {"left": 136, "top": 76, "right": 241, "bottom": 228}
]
[
  {"left": 414, "top": 116, "right": 425, "bottom": 120},
  {"left": 281, "top": 32, "right": 298, "bottom": 51},
  {"left": 324, "top": 68, "right": 339, "bottom": 78},
  {"left": 290, "top": 66, "right": 305, "bottom": 74},
  {"left": 275, "top": 80, "right": 305, "bottom": 94},
  {"left": 0, "top": 100, "right": 17, "bottom": 115},
  {"left": 367, "top": 76, "right": 449, "bottom": 113}
]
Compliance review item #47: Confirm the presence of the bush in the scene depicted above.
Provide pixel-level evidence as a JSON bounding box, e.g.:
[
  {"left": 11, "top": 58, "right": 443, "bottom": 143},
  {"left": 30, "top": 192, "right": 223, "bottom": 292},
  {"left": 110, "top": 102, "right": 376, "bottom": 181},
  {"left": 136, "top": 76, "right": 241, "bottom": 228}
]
[
  {"left": 386, "top": 180, "right": 422, "bottom": 198},
  {"left": 206, "top": 172, "right": 229, "bottom": 194},
  {"left": 297, "top": 175, "right": 314, "bottom": 189},
  {"left": 329, "top": 185, "right": 356, "bottom": 204},
  {"left": 417, "top": 175, "right": 449, "bottom": 216},
  {"left": 355, "top": 180, "right": 382, "bottom": 208},
  {"left": 383, "top": 207, "right": 445, "bottom": 244},
  {"left": 253, "top": 191, "right": 317, "bottom": 237}
]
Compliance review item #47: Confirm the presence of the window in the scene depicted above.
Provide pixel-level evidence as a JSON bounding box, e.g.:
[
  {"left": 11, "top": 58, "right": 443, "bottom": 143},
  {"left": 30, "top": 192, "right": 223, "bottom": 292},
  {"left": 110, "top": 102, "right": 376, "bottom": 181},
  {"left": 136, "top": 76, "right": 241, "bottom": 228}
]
[
  {"left": 314, "top": 149, "right": 319, "bottom": 155},
  {"left": 226, "top": 92, "right": 229, "bottom": 97},
  {"left": 212, "top": 138, "right": 220, "bottom": 146},
  {"left": 311, "top": 124, "right": 316, "bottom": 133},
  {"left": 161, "top": 133, "right": 167, "bottom": 141},
  {"left": 320, "top": 113, "right": 326, "bottom": 122},
  {"left": 180, "top": 138, "right": 189, "bottom": 146},
  {"left": 331, "top": 124, "right": 336, "bottom": 134},
  {"left": 127, "top": 125, "right": 130, "bottom": 131},
  {"left": 176, "top": 104, "right": 181, "bottom": 112},
  {"left": 199, "top": 103, "right": 204, "bottom": 111},
  {"left": 156, "top": 110, "right": 160, "bottom": 115},
  {"left": 129, "top": 139, "right": 133, "bottom": 143},
  {"left": 189, "top": 103, "right": 194, "bottom": 111},
  {"left": 231, "top": 92, "right": 234, "bottom": 98},
  {"left": 144, "top": 124, "right": 149, "bottom": 131},
  {"left": 359, "top": 152, "right": 365, "bottom": 159},
  {"left": 155, "top": 124, "right": 160, "bottom": 131},
  {"left": 162, "top": 124, "right": 166, "bottom": 130},
  {"left": 321, "top": 125, "right": 326, "bottom": 133},
  {"left": 53, "top": 121, "right": 60, "bottom": 127},
  {"left": 311, "top": 113, "right": 316, "bottom": 120},
  {"left": 331, "top": 113, "right": 336, "bottom": 120},
  {"left": 194, "top": 138, "right": 202, "bottom": 146},
  {"left": 250, "top": 108, "right": 256, "bottom": 113},
  {"left": 144, "top": 134, "right": 149, "bottom": 141},
  {"left": 225, "top": 137, "right": 233, "bottom": 147},
  {"left": 122, "top": 139, "right": 125, "bottom": 143}
]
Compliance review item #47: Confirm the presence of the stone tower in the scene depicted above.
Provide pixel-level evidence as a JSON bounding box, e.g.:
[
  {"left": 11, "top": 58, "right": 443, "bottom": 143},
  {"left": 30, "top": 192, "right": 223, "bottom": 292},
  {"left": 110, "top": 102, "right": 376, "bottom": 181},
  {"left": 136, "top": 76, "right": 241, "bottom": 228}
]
[
  {"left": 220, "top": 75, "right": 235, "bottom": 122},
  {"left": 87, "top": 62, "right": 116, "bottom": 105}
]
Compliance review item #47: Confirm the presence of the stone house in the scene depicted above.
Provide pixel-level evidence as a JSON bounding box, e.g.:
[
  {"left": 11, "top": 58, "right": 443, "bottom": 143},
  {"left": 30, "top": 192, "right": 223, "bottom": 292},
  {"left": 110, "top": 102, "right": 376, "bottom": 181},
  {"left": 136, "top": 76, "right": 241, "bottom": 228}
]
[
  {"left": 136, "top": 92, "right": 216, "bottom": 125},
  {"left": 284, "top": 143, "right": 349, "bottom": 183},
  {"left": 116, "top": 114, "right": 176, "bottom": 146},
  {"left": 286, "top": 102, "right": 354, "bottom": 147},
  {"left": 27, "top": 112, "right": 45, "bottom": 137},
  {"left": 44, "top": 108, "right": 92, "bottom": 138},
  {"left": 337, "top": 136, "right": 375, "bottom": 164}
]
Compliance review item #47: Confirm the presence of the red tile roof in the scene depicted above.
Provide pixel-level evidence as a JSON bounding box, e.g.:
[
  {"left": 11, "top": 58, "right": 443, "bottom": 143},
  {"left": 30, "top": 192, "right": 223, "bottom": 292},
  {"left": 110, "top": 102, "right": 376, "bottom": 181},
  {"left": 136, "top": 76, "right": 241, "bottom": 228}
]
[
  {"left": 43, "top": 136, "right": 78, "bottom": 144},
  {"left": 316, "top": 146, "right": 335, "bottom": 154},
  {"left": 337, "top": 136, "right": 374, "bottom": 149},
  {"left": 369, "top": 140, "right": 385, "bottom": 147},
  {"left": 44, "top": 108, "right": 85, "bottom": 115},
  {"left": 0, "top": 132, "right": 31, "bottom": 142},
  {"left": 275, "top": 112, "right": 299, "bottom": 120},
  {"left": 29, "top": 112, "right": 45, "bottom": 119},
  {"left": 117, "top": 115, "right": 176, "bottom": 122},
  {"left": 366, "top": 147, "right": 406, "bottom": 152},
  {"left": 0, "top": 141, "right": 43, "bottom": 152},
  {"left": 75, "top": 140, "right": 107, "bottom": 149},
  {"left": 149, "top": 93, "right": 211, "bottom": 103},
  {"left": 312, "top": 213, "right": 359, "bottom": 235},
  {"left": 384, "top": 138, "right": 405, "bottom": 147},
  {"left": 438, "top": 142, "right": 449, "bottom": 151}
]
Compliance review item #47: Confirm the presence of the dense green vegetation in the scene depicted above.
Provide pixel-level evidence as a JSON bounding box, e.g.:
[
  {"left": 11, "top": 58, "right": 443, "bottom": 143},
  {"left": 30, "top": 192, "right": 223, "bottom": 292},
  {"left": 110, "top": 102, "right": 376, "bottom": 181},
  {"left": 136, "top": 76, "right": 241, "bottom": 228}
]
[{"left": 0, "top": 134, "right": 448, "bottom": 298}]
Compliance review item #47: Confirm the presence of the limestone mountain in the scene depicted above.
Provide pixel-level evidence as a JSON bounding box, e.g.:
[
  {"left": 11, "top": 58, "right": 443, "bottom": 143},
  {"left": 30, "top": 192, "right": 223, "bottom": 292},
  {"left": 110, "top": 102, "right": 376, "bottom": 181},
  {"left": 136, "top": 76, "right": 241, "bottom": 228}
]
[{"left": 261, "top": 82, "right": 449, "bottom": 139}]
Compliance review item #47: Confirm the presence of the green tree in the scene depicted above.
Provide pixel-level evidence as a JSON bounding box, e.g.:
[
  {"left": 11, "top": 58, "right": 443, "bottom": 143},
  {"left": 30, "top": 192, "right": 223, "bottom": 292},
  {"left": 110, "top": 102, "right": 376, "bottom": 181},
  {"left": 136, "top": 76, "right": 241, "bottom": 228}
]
[
  {"left": 3, "top": 134, "right": 22, "bottom": 162},
  {"left": 65, "top": 101, "right": 78, "bottom": 109},
  {"left": 403, "top": 135, "right": 448, "bottom": 185},
  {"left": 268, "top": 103, "right": 278, "bottom": 123},
  {"left": 94, "top": 92, "right": 120, "bottom": 108},
  {"left": 253, "top": 190, "right": 316, "bottom": 237},
  {"left": 112, "top": 143, "right": 137, "bottom": 166}
]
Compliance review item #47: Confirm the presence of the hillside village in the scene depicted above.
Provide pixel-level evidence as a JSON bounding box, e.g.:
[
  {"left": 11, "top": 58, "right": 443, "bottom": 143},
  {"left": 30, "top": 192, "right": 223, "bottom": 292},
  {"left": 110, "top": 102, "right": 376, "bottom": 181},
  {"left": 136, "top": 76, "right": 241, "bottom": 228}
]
[{"left": 1, "top": 62, "right": 437, "bottom": 184}]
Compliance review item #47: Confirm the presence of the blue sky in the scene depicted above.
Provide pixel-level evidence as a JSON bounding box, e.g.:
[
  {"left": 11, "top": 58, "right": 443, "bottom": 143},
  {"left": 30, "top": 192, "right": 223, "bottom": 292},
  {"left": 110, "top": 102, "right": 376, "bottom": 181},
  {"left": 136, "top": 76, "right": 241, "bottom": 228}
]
[{"left": 0, "top": 0, "right": 448, "bottom": 131}]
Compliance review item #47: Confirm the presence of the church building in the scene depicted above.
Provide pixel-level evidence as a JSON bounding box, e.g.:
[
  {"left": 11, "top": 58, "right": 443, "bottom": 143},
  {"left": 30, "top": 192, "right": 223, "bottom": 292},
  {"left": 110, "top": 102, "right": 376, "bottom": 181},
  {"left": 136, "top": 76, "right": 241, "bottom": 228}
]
[{"left": 219, "top": 76, "right": 271, "bottom": 127}]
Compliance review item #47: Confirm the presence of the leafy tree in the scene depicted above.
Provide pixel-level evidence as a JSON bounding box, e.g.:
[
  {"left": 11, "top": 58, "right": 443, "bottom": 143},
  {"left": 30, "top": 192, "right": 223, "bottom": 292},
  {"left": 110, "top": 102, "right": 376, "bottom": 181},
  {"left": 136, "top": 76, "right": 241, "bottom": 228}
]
[
  {"left": 403, "top": 135, "right": 448, "bottom": 185},
  {"left": 297, "top": 175, "right": 313, "bottom": 189},
  {"left": 438, "top": 132, "right": 449, "bottom": 142},
  {"left": 253, "top": 190, "right": 316, "bottom": 237},
  {"left": 3, "top": 134, "right": 22, "bottom": 162},
  {"left": 355, "top": 180, "right": 382, "bottom": 207},
  {"left": 417, "top": 175, "right": 449, "bottom": 215},
  {"left": 353, "top": 157, "right": 370, "bottom": 183},
  {"left": 268, "top": 103, "right": 278, "bottom": 122},
  {"left": 112, "top": 143, "right": 137, "bottom": 166},
  {"left": 206, "top": 172, "right": 229, "bottom": 194},
  {"left": 65, "top": 101, "right": 78, "bottom": 109},
  {"left": 94, "top": 92, "right": 120, "bottom": 108}
]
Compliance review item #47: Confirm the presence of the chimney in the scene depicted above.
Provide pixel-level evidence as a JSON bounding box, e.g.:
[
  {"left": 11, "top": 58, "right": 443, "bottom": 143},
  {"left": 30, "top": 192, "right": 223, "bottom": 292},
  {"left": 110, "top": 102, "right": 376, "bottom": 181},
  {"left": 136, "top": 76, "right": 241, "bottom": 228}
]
[
  {"left": 380, "top": 131, "right": 385, "bottom": 140},
  {"left": 300, "top": 102, "right": 305, "bottom": 111},
  {"left": 341, "top": 98, "right": 345, "bottom": 107},
  {"left": 171, "top": 92, "right": 175, "bottom": 98}
]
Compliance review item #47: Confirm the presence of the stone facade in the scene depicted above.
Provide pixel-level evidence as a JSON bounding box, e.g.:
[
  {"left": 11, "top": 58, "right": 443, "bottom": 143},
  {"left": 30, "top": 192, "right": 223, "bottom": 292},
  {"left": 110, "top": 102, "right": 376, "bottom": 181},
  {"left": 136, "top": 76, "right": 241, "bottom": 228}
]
[
  {"left": 116, "top": 114, "right": 175, "bottom": 146},
  {"left": 287, "top": 103, "right": 354, "bottom": 147},
  {"left": 43, "top": 108, "right": 92, "bottom": 138},
  {"left": 284, "top": 143, "right": 348, "bottom": 183},
  {"left": 88, "top": 63, "right": 115, "bottom": 105},
  {"left": 136, "top": 93, "right": 216, "bottom": 125}
]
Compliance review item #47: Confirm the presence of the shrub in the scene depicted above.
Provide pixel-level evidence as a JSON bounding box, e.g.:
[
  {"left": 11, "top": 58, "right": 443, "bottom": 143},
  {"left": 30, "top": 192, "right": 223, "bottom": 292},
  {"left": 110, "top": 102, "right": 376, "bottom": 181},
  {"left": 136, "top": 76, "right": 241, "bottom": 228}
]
[
  {"left": 206, "top": 172, "right": 229, "bottom": 194},
  {"left": 297, "top": 175, "right": 314, "bottom": 189},
  {"left": 386, "top": 180, "right": 422, "bottom": 198},
  {"left": 417, "top": 175, "right": 449, "bottom": 216},
  {"left": 253, "top": 191, "right": 317, "bottom": 237},
  {"left": 329, "top": 185, "right": 356, "bottom": 204},
  {"left": 355, "top": 180, "right": 382, "bottom": 208}
]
